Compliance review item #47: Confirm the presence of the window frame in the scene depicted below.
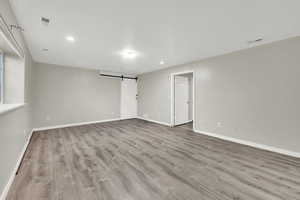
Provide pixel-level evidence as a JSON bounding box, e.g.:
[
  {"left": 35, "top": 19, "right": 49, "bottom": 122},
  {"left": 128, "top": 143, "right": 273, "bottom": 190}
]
[{"left": 0, "top": 51, "right": 4, "bottom": 104}]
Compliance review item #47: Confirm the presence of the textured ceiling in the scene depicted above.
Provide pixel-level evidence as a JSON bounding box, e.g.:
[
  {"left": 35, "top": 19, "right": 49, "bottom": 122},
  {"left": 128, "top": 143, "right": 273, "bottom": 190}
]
[{"left": 10, "top": 0, "right": 300, "bottom": 74}]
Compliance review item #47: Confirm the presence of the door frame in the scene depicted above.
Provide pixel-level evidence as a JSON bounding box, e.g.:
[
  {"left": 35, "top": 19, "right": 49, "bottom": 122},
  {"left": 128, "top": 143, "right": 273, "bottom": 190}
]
[{"left": 170, "top": 70, "right": 195, "bottom": 130}]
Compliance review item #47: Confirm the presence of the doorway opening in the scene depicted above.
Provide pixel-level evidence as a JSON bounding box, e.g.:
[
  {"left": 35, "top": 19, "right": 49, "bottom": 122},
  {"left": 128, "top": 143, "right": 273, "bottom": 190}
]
[{"left": 171, "top": 71, "right": 195, "bottom": 131}]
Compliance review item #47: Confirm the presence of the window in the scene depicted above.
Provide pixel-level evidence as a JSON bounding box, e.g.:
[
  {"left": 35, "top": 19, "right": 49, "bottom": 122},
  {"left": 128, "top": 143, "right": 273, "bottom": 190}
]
[
  {"left": 0, "top": 14, "right": 25, "bottom": 107},
  {"left": 0, "top": 52, "right": 3, "bottom": 103}
]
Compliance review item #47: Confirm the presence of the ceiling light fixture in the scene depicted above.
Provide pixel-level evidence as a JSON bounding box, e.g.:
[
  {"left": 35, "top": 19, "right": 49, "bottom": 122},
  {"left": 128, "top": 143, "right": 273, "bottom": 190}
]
[
  {"left": 65, "top": 36, "right": 75, "bottom": 42},
  {"left": 120, "top": 49, "right": 139, "bottom": 59},
  {"left": 160, "top": 60, "right": 165, "bottom": 65}
]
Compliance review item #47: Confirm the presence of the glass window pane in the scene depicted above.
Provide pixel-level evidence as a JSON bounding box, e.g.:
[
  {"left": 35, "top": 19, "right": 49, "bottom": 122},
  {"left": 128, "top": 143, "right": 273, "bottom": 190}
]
[{"left": 0, "top": 52, "right": 3, "bottom": 103}]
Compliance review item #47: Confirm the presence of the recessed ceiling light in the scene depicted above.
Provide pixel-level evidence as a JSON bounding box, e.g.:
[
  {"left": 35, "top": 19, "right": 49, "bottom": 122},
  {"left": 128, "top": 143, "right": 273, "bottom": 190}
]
[
  {"left": 66, "top": 36, "right": 75, "bottom": 42},
  {"left": 120, "top": 49, "right": 139, "bottom": 59},
  {"left": 160, "top": 60, "right": 165, "bottom": 65}
]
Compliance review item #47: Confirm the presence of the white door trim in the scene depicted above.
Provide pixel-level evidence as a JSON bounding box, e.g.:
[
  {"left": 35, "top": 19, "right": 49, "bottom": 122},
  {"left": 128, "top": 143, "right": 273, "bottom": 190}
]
[{"left": 170, "top": 70, "right": 195, "bottom": 130}]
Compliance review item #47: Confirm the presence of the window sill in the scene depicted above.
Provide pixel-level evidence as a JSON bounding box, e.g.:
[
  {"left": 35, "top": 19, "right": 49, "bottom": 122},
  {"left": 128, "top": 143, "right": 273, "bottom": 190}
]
[{"left": 0, "top": 103, "right": 25, "bottom": 115}]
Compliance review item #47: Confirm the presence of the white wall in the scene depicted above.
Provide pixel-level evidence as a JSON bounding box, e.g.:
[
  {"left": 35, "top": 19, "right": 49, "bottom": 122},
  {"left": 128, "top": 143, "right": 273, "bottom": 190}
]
[
  {"left": 138, "top": 36, "right": 300, "bottom": 153},
  {"left": 0, "top": 0, "right": 33, "bottom": 196},
  {"left": 32, "top": 63, "right": 121, "bottom": 128}
]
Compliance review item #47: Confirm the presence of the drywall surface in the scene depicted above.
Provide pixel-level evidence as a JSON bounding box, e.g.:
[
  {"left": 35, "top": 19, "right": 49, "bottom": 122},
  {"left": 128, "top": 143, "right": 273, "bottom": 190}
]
[
  {"left": 138, "top": 36, "right": 300, "bottom": 153},
  {"left": 32, "top": 63, "right": 121, "bottom": 128}
]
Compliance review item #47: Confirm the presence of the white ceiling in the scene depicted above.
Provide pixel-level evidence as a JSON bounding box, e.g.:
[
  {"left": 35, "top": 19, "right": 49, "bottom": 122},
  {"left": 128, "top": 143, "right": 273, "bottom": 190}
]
[{"left": 9, "top": 0, "right": 300, "bottom": 74}]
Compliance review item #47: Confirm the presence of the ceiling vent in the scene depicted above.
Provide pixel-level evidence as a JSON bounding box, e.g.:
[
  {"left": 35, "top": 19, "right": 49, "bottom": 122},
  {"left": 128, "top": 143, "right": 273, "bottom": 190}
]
[{"left": 41, "top": 17, "right": 50, "bottom": 26}]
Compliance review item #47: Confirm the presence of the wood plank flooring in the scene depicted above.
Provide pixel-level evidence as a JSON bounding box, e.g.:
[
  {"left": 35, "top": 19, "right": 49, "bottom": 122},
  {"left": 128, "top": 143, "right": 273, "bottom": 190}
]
[
  {"left": 7, "top": 119, "right": 300, "bottom": 200},
  {"left": 177, "top": 121, "right": 193, "bottom": 131}
]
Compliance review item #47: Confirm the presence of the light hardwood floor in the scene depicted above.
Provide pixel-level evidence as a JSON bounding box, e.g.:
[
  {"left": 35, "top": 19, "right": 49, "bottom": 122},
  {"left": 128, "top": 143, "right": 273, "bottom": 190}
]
[
  {"left": 7, "top": 119, "right": 300, "bottom": 200},
  {"left": 177, "top": 121, "right": 193, "bottom": 131}
]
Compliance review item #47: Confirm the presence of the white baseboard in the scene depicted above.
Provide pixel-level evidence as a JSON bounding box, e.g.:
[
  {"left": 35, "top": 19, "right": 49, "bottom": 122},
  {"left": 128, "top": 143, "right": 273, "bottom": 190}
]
[
  {"left": 174, "top": 120, "right": 193, "bottom": 126},
  {"left": 194, "top": 129, "right": 300, "bottom": 159},
  {"left": 0, "top": 129, "right": 34, "bottom": 200},
  {"left": 120, "top": 117, "right": 137, "bottom": 120},
  {"left": 33, "top": 118, "right": 121, "bottom": 132},
  {"left": 137, "top": 116, "right": 171, "bottom": 127}
]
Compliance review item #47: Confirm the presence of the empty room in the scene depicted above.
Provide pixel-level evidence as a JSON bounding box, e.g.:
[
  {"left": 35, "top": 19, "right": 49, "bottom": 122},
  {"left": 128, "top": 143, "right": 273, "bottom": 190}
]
[{"left": 1, "top": 0, "right": 300, "bottom": 199}]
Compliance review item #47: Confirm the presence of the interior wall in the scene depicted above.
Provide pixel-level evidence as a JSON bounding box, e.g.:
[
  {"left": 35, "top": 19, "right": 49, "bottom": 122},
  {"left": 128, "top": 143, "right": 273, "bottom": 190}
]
[
  {"left": 33, "top": 63, "right": 121, "bottom": 128},
  {"left": 0, "top": 0, "right": 33, "bottom": 196},
  {"left": 138, "top": 36, "right": 300, "bottom": 153}
]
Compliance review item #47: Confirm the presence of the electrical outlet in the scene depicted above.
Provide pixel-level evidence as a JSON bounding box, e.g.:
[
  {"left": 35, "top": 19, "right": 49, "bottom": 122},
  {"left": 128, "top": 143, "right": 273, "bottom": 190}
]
[{"left": 217, "top": 122, "right": 222, "bottom": 127}]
